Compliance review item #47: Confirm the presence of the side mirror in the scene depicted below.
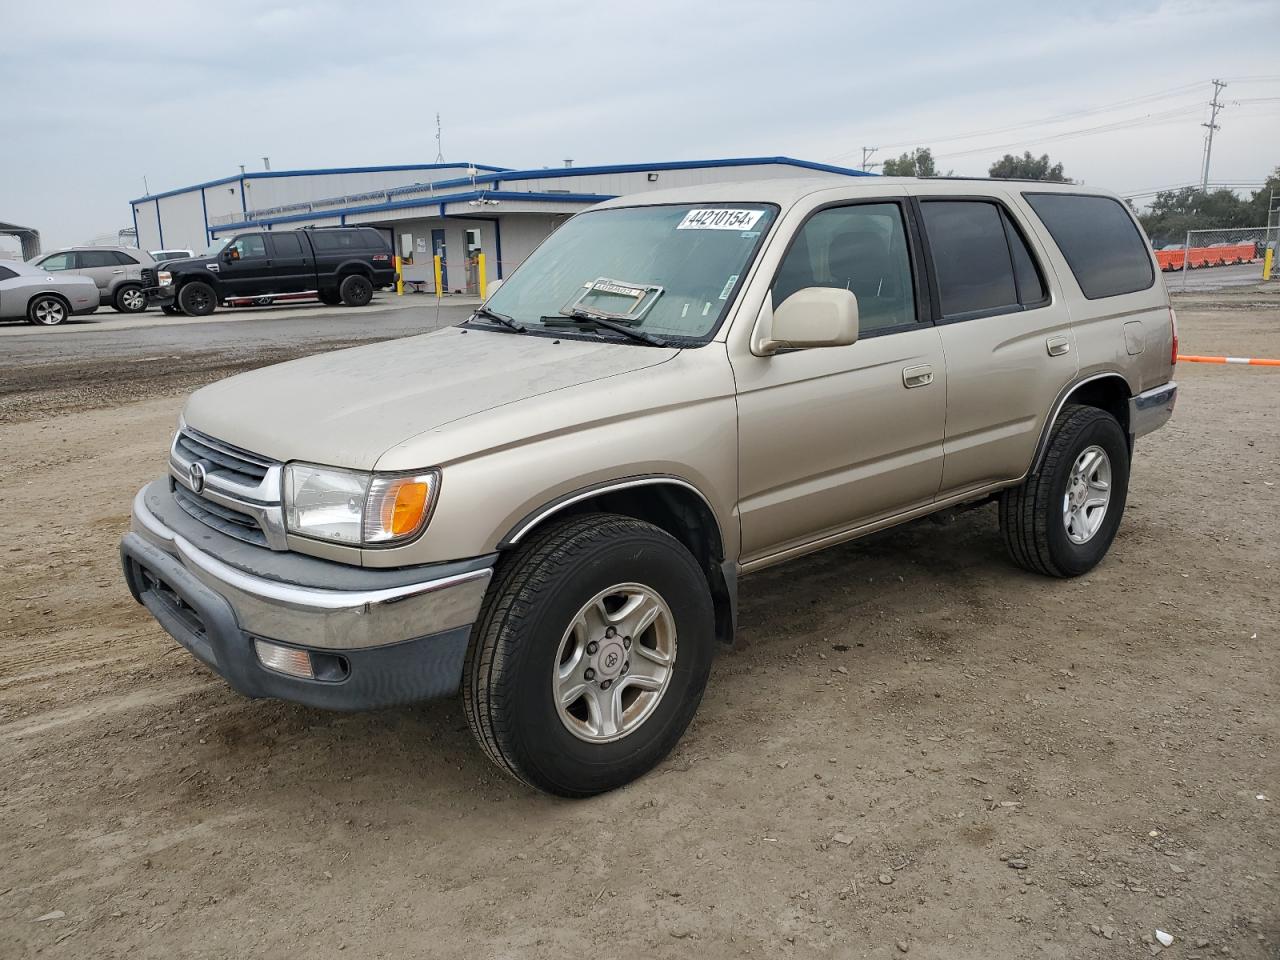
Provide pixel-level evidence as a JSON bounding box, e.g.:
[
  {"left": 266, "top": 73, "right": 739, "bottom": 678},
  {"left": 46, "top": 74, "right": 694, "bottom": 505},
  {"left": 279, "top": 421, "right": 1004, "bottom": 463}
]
[
  {"left": 753, "top": 286, "right": 859, "bottom": 355},
  {"left": 485, "top": 278, "right": 504, "bottom": 296}
]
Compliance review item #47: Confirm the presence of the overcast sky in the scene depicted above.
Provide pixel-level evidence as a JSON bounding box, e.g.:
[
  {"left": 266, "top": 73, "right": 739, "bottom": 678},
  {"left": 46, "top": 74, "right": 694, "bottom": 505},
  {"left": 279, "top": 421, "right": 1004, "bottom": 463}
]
[{"left": 2, "top": 0, "right": 1278, "bottom": 252}]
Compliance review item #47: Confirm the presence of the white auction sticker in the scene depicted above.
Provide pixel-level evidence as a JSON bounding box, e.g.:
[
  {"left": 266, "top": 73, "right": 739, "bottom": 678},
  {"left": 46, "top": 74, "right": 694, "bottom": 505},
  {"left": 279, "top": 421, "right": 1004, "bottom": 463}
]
[{"left": 677, "top": 208, "right": 763, "bottom": 231}]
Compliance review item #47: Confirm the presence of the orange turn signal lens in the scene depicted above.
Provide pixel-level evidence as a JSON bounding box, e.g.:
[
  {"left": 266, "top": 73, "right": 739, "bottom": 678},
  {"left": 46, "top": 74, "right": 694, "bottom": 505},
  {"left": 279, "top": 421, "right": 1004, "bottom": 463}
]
[{"left": 363, "top": 472, "right": 439, "bottom": 544}]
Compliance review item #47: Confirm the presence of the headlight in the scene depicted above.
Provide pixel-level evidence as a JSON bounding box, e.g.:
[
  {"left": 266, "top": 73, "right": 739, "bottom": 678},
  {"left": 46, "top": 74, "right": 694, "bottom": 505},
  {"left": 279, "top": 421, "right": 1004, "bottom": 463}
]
[
  {"left": 158, "top": 271, "right": 172, "bottom": 286},
  {"left": 283, "top": 463, "right": 439, "bottom": 547}
]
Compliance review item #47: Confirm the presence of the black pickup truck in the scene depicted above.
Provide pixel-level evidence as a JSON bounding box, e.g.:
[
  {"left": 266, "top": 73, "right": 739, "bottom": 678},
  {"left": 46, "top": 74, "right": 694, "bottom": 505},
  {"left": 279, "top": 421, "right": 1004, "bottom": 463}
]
[{"left": 145, "top": 226, "right": 396, "bottom": 316}]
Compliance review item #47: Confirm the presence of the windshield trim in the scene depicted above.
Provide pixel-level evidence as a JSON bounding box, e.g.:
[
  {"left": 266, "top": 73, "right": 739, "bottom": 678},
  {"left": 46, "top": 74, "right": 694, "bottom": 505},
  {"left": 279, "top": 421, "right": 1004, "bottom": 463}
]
[{"left": 493, "top": 200, "right": 782, "bottom": 347}]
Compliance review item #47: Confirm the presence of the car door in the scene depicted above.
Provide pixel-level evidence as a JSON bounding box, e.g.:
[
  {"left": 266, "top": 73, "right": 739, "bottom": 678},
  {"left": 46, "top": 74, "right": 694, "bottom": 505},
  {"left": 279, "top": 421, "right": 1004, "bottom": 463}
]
[
  {"left": 910, "top": 190, "right": 1078, "bottom": 496},
  {"left": 266, "top": 232, "right": 312, "bottom": 293},
  {"left": 217, "top": 234, "right": 272, "bottom": 296},
  {"left": 731, "top": 199, "right": 947, "bottom": 566},
  {"left": 76, "top": 250, "right": 120, "bottom": 300}
]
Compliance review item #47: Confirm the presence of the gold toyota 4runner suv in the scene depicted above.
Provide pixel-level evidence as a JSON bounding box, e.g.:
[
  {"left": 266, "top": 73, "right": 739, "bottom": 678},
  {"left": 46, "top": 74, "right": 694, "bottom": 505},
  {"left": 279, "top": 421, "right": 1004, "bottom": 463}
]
[{"left": 121, "top": 178, "right": 1177, "bottom": 796}]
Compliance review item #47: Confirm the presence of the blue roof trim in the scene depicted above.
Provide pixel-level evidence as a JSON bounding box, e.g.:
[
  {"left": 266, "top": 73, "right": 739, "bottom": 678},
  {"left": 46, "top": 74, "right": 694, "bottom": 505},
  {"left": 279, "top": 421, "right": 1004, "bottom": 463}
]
[
  {"left": 207, "top": 190, "right": 611, "bottom": 232},
  {"left": 129, "top": 163, "right": 510, "bottom": 204}
]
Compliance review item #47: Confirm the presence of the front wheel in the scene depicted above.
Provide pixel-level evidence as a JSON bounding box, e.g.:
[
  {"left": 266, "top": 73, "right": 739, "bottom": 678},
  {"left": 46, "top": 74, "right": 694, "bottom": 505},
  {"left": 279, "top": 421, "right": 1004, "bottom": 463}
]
[
  {"left": 339, "top": 274, "right": 373, "bottom": 307},
  {"left": 177, "top": 282, "right": 216, "bottom": 317},
  {"left": 999, "top": 404, "right": 1130, "bottom": 577},
  {"left": 464, "top": 513, "right": 716, "bottom": 797}
]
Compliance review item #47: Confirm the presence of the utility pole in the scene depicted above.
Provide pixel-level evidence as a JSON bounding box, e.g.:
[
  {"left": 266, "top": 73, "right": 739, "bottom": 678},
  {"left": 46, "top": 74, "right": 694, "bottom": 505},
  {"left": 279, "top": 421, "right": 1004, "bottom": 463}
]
[
  {"left": 262, "top": 156, "right": 271, "bottom": 171},
  {"left": 861, "top": 146, "right": 879, "bottom": 172},
  {"left": 1200, "top": 79, "right": 1227, "bottom": 191}
]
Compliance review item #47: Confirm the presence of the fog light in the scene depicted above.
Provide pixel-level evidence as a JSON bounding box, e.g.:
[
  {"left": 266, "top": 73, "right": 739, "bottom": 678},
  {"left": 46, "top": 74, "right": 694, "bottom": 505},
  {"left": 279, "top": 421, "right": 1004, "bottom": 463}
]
[{"left": 254, "top": 639, "right": 314, "bottom": 679}]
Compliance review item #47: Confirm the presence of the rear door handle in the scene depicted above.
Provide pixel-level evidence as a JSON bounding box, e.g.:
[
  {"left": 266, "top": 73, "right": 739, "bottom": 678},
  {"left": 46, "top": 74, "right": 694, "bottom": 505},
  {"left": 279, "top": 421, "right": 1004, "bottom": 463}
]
[
  {"left": 1047, "top": 336, "right": 1071, "bottom": 357},
  {"left": 902, "top": 364, "right": 934, "bottom": 388}
]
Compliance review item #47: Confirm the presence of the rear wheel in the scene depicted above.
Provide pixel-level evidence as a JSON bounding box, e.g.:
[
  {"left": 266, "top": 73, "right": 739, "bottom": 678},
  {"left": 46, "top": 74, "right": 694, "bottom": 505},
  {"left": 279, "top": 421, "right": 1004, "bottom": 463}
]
[
  {"left": 464, "top": 513, "right": 716, "bottom": 797},
  {"left": 177, "top": 282, "right": 216, "bottom": 317},
  {"left": 999, "top": 404, "right": 1130, "bottom": 577},
  {"left": 339, "top": 274, "right": 373, "bottom": 307},
  {"left": 114, "top": 284, "right": 146, "bottom": 313},
  {"left": 27, "top": 294, "right": 69, "bottom": 326}
]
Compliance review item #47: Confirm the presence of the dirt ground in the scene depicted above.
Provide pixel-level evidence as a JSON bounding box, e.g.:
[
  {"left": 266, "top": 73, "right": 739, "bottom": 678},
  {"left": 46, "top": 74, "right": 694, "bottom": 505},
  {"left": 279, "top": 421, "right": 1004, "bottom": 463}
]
[{"left": 1, "top": 294, "right": 1276, "bottom": 960}]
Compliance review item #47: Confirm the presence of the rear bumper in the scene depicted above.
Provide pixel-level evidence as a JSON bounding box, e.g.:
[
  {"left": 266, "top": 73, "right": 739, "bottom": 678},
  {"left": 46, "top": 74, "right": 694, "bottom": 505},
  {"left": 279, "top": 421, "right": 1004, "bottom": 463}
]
[
  {"left": 1130, "top": 381, "right": 1177, "bottom": 439},
  {"left": 121, "top": 484, "right": 494, "bottom": 710}
]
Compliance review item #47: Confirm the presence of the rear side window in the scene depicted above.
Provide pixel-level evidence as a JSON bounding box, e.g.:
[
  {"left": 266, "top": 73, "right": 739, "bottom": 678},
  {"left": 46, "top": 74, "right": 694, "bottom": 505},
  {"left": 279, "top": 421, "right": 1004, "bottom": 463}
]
[
  {"left": 920, "top": 201, "right": 1018, "bottom": 318},
  {"left": 1023, "top": 193, "right": 1154, "bottom": 299},
  {"left": 309, "top": 229, "right": 384, "bottom": 252},
  {"left": 79, "top": 250, "right": 116, "bottom": 268},
  {"left": 272, "top": 233, "right": 304, "bottom": 257},
  {"left": 0, "top": 265, "right": 16, "bottom": 281},
  {"left": 112, "top": 251, "right": 139, "bottom": 265}
]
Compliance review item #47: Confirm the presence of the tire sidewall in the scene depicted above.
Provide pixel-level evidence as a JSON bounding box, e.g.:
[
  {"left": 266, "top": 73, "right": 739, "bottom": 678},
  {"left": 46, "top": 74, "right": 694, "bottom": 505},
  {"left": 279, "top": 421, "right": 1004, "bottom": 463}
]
[
  {"left": 1045, "top": 414, "right": 1130, "bottom": 576},
  {"left": 498, "top": 532, "right": 715, "bottom": 795},
  {"left": 340, "top": 275, "right": 373, "bottom": 306},
  {"left": 115, "top": 284, "right": 146, "bottom": 313},
  {"left": 178, "top": 282, "right": 216, "bottom": 316},
  {"left": 28, "top": 295, "right": 66, "bottom": 325}
]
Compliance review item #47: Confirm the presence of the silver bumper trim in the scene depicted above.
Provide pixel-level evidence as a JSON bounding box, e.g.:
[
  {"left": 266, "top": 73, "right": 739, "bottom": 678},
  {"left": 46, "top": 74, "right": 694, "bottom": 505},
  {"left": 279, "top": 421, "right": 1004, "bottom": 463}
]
[
  {"left": 1129, "top": 381, "right": 1177, "bottom": 439},
  {"left": 130, "top": 487, "right": 491, "bottom": 650}
]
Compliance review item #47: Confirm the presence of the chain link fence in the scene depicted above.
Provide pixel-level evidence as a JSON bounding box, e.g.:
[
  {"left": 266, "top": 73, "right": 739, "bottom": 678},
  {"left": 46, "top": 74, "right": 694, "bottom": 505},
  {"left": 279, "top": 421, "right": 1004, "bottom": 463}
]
[{"left": 1158, "top": 226, "right": 1277, "bottom": 291}]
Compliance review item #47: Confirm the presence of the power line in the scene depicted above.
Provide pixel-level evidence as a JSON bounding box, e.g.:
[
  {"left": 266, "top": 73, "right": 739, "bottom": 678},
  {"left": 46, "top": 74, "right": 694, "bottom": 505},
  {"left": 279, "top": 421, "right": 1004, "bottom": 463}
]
[
  {"left": 825, "top": 80, "right": 1208, "bottom": 162},
  {"left": 934, "top": 104, "right": 1206, "bottom": 159}
]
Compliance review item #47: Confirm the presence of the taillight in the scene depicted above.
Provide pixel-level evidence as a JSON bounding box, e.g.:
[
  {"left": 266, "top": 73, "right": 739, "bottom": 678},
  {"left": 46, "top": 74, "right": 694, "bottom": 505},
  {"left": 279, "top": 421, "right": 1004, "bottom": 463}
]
[{"left": 1169, "top": 307, "right": 1179, "bottom": 366}]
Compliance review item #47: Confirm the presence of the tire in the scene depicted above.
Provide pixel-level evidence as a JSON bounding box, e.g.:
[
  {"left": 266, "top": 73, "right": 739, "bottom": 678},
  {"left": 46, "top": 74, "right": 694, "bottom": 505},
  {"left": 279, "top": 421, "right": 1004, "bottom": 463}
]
[
  {"left": 999, "top": 404, "right": 1130, "bottom": 578},
  {"left": 339, "top": 274, "right": 373, "bottom": 307},
  {"left": 113, "top": 284, "right": 147, "bottom": 313},
  {"left": 318, "top": 290, "right": 342, "bottom": 306},
  {"left": 177, "top": 281, "right": 216, "bottom": 317},
  {"left": 27, "top": 294, "right": 69, "bottom": 326},
  {"left": 161, "top": 304, "right": 181, "bottom": 316},
  {"left": 464, "top": 513, "right": 716, "bottom": 797}
]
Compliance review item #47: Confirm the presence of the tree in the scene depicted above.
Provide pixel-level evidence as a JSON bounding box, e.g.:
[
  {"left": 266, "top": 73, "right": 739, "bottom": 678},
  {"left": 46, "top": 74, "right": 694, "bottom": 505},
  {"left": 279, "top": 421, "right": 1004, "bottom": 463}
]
[
  {"left": 882, "top": 147, "right": 941, "bottom": 178},
  {"left": 1137, "top": 186, "right": 1257, "bottom": 247},
  {"left": 988, "top": 151, "right": 1068, "bottom": 181},
  {"left": 1243, "top": 166, "right": 1280, "bottom": 227}
]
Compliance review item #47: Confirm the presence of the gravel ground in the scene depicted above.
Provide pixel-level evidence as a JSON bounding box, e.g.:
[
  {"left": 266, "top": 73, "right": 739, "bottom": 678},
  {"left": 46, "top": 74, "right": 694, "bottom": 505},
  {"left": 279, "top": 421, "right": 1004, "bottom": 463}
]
[{"left": 0, "top": 292, "right": 1276, "bottom": 959}]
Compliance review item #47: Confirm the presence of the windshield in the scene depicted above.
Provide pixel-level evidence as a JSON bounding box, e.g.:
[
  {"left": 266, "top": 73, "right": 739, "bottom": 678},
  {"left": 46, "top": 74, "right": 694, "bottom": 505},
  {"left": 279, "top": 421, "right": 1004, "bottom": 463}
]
[
  {"left": 484, "top": 203, "right": 777, "bottom": 341},
  {"left": 202, "top": 238, "right": 230, "bottom": 258}
]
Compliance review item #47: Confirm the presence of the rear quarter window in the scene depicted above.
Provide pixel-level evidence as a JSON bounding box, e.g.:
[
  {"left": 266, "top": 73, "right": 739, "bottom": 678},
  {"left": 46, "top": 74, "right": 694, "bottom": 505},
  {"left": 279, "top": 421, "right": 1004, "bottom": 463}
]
[{"left": 1023, "top": 193, "right": 1154, "bottom": 300}]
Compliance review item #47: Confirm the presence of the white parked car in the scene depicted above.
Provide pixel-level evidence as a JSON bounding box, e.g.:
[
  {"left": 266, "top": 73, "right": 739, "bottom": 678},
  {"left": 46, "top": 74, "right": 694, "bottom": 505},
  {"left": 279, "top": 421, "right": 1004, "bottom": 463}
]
[
  {"left": 0, "top": 260, "right": 100, "bottom": 325},
  {"left": 149, "top": 248, "right": 194, "bottom": 263}
]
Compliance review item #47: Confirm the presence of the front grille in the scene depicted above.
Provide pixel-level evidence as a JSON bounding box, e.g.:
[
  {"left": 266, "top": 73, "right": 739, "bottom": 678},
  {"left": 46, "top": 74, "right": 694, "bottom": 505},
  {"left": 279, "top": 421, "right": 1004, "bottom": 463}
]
[
  {"left": 141, "top": 268, "right": 157, "bottom": 287},
  {"left": 175, "top": 430, "right": 270, "bottom": 487},
  {"left": 172, "top": 483, "right": 269, "bottom": 547}
]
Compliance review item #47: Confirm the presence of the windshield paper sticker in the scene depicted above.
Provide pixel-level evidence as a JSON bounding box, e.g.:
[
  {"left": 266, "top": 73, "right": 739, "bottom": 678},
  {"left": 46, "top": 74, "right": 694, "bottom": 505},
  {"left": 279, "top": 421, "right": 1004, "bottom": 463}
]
[
  {"left": 678, "top": 209, "right": 763, "bottom": 231},
  {"left": 718, "top": 275, "right": 739, "bottom": 300}
]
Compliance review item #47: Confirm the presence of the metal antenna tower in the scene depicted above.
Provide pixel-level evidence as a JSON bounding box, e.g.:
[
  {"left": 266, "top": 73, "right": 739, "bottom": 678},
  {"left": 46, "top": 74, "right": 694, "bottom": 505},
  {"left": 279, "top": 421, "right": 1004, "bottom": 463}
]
[{"left": 435, "top": 114, "right": 445, "bottom": 163}]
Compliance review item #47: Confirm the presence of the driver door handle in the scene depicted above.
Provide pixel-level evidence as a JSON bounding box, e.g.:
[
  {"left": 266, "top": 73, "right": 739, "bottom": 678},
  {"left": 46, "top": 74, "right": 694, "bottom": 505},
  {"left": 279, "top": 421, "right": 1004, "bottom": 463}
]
[{"left": 902, "top": 364, "right": 934, "bottom": 389}]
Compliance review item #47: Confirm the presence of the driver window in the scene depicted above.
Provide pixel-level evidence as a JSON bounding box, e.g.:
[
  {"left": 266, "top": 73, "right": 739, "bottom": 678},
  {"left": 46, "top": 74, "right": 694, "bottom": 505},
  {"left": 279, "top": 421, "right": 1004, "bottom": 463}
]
[
  {"left": 231, "top": 235, "right": 267, "bottom": 259},
  {"left": 773, "top": 203, "right": 916, "bottom": 333}
]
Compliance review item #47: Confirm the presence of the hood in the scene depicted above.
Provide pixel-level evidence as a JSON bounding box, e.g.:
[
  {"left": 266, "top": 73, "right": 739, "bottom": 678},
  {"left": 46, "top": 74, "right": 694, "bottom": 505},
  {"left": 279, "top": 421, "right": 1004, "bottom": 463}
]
[{"left": 183, "top": 326, "right": 678, "bottom": 469}]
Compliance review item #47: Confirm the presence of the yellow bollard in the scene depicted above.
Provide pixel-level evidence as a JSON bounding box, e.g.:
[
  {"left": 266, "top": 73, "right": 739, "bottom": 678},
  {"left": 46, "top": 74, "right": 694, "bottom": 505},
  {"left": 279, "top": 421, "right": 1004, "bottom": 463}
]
[
  {"left": 433, "top": 255, "right": 443, "bottom": 298},
  {"left": 478, "top": 253, "right": 487, "bottom": 300},
  {"left": 1265, "top": 248, "right": 1274, "bottom": 281},
  {"left": 394, "top": 255, "right": 403, "bottom": 296}
]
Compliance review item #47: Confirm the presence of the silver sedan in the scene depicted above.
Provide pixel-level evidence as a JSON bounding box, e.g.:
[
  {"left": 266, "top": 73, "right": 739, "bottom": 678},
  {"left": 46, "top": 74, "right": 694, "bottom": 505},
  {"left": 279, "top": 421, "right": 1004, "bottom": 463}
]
[{"left": 0, "top": 259, "right": 100, "bottom": 325}]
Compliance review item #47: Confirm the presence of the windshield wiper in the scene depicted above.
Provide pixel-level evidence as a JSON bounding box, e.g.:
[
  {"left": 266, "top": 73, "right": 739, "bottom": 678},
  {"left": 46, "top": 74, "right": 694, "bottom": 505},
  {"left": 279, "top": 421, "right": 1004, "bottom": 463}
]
[
  {"left": 540, "top": 310, "right": 669, "bottom": 347},
  {"left": 470, "top": 305, "right": 526, "bottom": 333}
]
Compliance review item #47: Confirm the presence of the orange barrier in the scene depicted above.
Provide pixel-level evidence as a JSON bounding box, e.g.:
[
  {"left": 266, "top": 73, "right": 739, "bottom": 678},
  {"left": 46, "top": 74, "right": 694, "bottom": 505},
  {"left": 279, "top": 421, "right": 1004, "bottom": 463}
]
[
  {"left": 1177, "top": 354, "right": 1280, "bottom": 366},
  {"left": 1156, "top": 242, "right": 1259, "bottom": 272}
]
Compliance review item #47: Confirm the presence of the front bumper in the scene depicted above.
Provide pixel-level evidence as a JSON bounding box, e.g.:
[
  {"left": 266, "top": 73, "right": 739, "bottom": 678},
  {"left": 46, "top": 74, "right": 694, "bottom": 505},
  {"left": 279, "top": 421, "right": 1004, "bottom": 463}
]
[
  {"left": 144, "top": 285, "right": 176, "bottom": 307},
  {"left": 121, "top": 483, "right": 494, "bottom": 710},
  {"left": 1129, "top": 381, "right": 1177, "bottom": 439}
]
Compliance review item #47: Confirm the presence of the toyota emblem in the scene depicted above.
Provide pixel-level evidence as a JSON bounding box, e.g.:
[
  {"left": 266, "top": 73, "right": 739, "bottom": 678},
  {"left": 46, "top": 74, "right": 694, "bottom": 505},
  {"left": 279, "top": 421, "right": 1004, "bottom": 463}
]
[
  {"left": 604, "top": 651, "right": 619, "bottom": 669},
  {"left": 189, "top": 460, "right": 207, "bottom": 494}
]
